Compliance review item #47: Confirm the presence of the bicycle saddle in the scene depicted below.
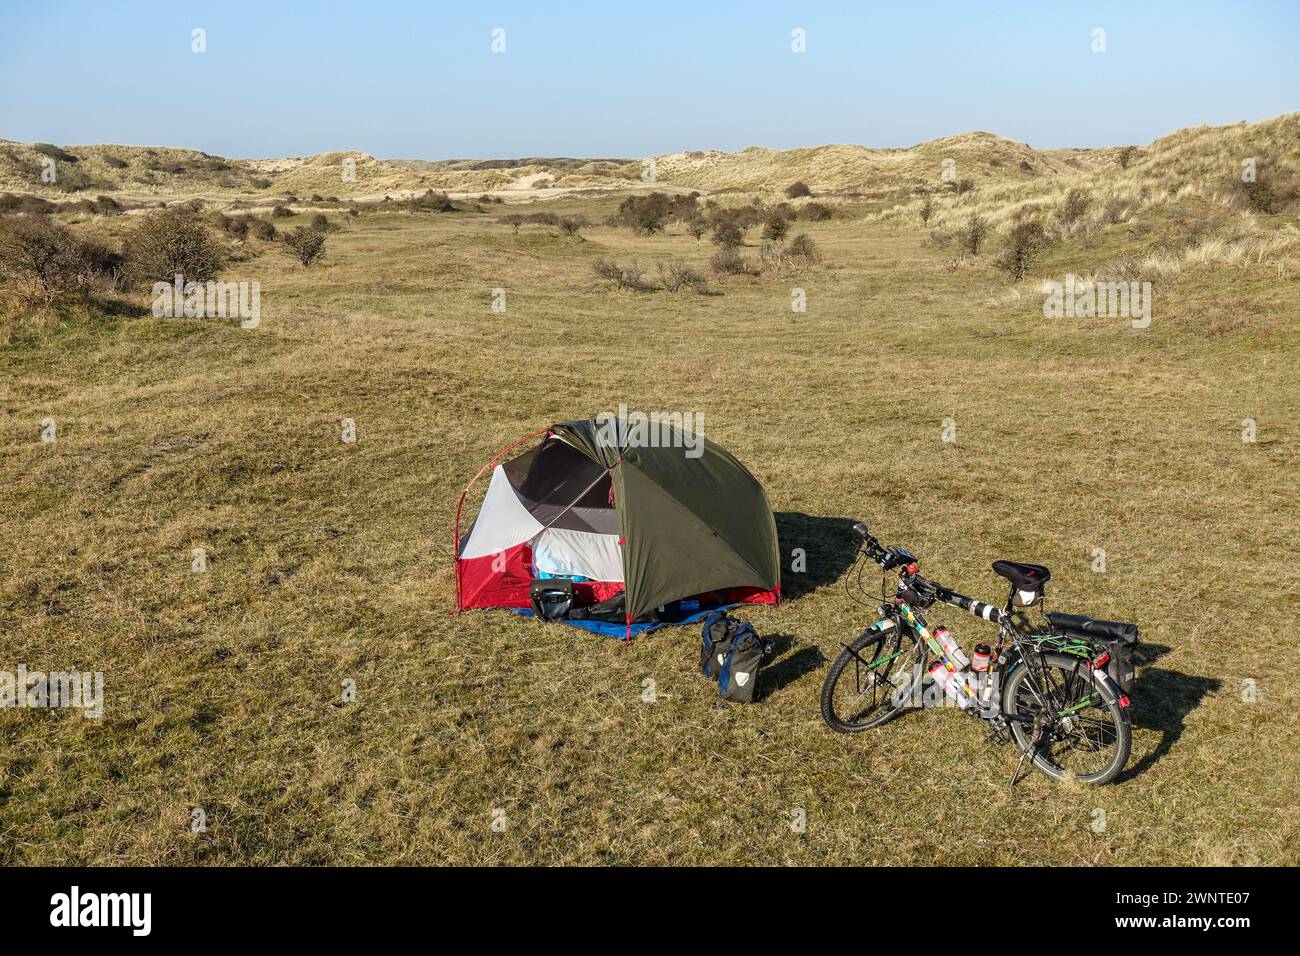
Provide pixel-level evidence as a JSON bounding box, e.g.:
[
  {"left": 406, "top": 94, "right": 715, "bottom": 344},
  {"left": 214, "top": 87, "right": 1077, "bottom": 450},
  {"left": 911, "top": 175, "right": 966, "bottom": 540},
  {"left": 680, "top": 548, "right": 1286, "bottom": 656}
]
[{"left": 992, "top": 560, "right": 1051, "bottom": 591}]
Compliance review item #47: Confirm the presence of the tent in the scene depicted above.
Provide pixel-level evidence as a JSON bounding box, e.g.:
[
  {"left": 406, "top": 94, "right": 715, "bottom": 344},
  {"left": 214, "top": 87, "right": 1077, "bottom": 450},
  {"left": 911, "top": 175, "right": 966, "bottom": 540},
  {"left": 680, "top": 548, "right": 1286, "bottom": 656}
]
[{"left": 454, "top": 418, "right": 780, "bottom": 635}]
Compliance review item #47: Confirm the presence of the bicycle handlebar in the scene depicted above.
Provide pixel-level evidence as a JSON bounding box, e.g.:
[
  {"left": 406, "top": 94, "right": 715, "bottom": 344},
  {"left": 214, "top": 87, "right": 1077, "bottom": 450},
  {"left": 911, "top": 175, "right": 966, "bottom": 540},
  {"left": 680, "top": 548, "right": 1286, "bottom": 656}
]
[{"left": 853, "top": 523, "right": 1004, "bottom": 624}]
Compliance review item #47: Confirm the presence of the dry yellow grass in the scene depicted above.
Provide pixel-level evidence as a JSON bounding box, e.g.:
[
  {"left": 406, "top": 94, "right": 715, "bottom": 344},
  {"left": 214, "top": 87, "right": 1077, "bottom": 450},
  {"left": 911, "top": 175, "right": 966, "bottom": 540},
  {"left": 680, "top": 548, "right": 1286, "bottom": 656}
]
[{"left": 0, "top": 123, "right": 1297, "bottom": 865}]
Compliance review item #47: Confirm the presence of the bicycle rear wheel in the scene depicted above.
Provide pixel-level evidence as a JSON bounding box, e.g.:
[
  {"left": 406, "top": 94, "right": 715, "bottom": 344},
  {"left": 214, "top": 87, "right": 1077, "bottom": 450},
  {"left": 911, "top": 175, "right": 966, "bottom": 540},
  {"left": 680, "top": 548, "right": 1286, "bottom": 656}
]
[
  {"left": 1002, "top": 651, "right": 1131, "bottom": 784},
  {"left": 820, "top": 624, "right": 924, "bottom": 732}
]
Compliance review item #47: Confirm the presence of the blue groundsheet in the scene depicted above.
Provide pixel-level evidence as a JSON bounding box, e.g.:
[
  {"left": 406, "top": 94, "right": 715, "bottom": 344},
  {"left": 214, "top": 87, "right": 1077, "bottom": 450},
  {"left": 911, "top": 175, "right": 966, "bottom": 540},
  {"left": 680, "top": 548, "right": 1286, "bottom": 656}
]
[{"left": 506, "top": 597, "right": 737, "bottom": 638}]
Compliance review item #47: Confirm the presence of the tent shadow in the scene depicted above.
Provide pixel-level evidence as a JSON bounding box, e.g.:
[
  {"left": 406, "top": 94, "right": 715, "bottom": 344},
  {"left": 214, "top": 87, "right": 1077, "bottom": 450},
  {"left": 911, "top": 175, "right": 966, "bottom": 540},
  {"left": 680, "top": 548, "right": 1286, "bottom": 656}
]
[
  {"left": 757, "top": 634, "right": 825, "bottom": 701},
  {"left": 1116, "top": 643, "right": 1221, "bottom": 782},
  {"left": 774, "top": 512, "right": 860, "bottom": 601}
]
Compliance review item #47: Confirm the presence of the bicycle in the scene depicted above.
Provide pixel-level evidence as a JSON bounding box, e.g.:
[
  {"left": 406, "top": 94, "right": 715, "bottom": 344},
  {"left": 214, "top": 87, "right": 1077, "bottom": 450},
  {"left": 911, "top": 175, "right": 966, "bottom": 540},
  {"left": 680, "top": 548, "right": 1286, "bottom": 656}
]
[{"left": 819, "top": 523, "right": 1138, "bottom": 785}]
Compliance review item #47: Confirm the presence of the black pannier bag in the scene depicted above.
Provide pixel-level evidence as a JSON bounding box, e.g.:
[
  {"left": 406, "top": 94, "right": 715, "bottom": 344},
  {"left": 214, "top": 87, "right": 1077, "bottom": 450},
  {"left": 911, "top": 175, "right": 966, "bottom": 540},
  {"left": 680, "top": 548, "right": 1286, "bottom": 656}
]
[
  {"left": 1047, "top": 612, "right": 1140, "bottom": 694},
  {"left": 699, "top": 610, "right": 734, "bottom": 680},
  {"left": 529, "top": 577, "right": 575, "bottom": 620},
  {"left": 718, "top": 622, "right": 765, "bottom": 703}
]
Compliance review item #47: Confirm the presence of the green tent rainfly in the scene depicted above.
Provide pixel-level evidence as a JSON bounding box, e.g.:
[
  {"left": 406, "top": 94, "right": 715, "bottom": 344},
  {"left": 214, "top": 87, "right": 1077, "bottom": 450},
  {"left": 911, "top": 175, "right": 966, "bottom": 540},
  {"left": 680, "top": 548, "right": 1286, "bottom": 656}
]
[{"left": 454, "top": 419, "right": 781, "bottom": 628}]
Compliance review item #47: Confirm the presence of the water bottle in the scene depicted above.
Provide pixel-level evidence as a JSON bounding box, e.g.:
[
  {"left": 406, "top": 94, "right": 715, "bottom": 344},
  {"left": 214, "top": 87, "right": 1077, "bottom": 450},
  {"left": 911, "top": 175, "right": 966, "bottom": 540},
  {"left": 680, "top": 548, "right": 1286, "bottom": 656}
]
[
  {"left": 934, "top": 627, "right": 970, "bottom": 670},
  {"left": 971, "top": 642, "right": 992, "bottom": 672},
  {"left": 928, "top": 659, "right": 975, "bottom": 709}
]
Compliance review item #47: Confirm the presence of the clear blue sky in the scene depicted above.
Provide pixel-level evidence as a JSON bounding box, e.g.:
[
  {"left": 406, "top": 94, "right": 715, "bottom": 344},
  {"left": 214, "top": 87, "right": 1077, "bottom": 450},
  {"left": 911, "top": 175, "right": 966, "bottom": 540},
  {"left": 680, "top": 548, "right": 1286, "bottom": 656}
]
[{"left": 2, "top": 0, "right": 1296, "bottom": 159}]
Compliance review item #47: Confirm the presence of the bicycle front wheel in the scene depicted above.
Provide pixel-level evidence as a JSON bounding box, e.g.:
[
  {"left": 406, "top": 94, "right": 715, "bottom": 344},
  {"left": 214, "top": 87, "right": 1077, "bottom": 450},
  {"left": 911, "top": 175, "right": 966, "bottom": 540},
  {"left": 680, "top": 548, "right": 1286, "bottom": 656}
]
[
  {"left": 820, "top": 624, "right": 924, "bottom": 733},
  {"left": 1002, "top": 651, "right": 1131, "bottom": 785}
]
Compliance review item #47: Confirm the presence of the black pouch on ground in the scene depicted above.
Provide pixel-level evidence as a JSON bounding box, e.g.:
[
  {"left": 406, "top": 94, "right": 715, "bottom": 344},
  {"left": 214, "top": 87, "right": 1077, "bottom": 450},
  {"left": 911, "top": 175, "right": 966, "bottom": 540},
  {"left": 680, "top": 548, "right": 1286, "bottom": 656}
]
[
  {"left": 719, "top": 621, "right": 765, "bottom": 703},
  {"left": 529, "top": 577, "right": 575, "bottom": 620},
  {"left": 568, "top": 590, "right": 625, "bottom": 623}
]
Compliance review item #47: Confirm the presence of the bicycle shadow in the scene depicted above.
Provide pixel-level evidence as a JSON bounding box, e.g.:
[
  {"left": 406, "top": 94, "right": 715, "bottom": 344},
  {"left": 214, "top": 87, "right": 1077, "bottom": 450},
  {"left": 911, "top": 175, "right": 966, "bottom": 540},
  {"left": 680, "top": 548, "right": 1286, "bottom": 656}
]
[
  {"left": 774, "top": 512, "right": 860, "bottom": 601},
  {"left": 1117, "top": 643, "right": 1221, "bottom": 782},
  {"left": 757, "top": 634, "right": 825, "bottom": 702}
]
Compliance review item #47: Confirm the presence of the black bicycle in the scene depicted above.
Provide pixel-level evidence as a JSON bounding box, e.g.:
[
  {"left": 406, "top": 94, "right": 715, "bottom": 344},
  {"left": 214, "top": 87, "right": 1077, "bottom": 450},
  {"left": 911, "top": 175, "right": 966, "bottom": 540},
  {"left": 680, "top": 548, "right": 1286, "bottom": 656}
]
[{"left": 820, "top": 523, "right": 1138, "bottom": 785}]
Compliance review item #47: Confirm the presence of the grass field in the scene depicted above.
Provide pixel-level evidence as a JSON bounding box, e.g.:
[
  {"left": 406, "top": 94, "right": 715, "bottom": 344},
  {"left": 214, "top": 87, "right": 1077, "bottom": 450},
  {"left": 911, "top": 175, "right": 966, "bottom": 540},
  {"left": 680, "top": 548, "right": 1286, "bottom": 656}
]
[{"left": 1, "top": 190, "right": 1297, "bottom": 865}]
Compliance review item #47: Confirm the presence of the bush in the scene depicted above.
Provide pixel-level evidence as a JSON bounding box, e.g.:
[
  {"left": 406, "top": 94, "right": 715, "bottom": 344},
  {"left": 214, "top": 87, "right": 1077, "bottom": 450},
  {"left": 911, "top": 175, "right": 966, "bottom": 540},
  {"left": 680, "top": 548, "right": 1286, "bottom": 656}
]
[
  {"left": 271, "top": 204, "right": 292, "bottom": 218},
  {"left": 956, "top": 215, "right": 988, "bottom": 255},
  {"left": 1240, "top": 180, "right": 1276, "bottom": 214},
  {"left": 249, "top": 218, "right": 278, "bottom": 241},
  {"left": 0, "top": 193, "right": 58, "bottom": 216},
  {"left": 558, "top": 215, "right": 588, "bottom": 236},
  {"left": 787, "top": 233, "right": 821, "bottom": 264},
  {"left": 103, "top": 155, "right": 128, "bottom": 170},
  {"left": 802, "top": 202, "right": 832, "bottom": 222},
  {"left": 91, "top": 195, "right": 123, "bottom": 216},
  {"left": 405, "top": 189, "right": 455, "bottom": 213},
  {"left": 685, "top": 216, "right": 709, "bottom": 244},
  {"left": 657, "top": 261, "right": 709, "bottom": 293},
  {"left": 616, "top": 193, "right": 675, "bottom": 234},
  {"left": 711, "top": 219, "right": 744, "bottom": 248},
  {"left": 0, "top": 215, "right": 101, "bottom": 306},
  {"left": 593, "top": 258, "right": 650, "bottom": 291},
  {"left": 283, "top": 226, "right": 327, "bottom": 267},
  {"left": 251, "top": 177, "right": 272, "bottom": 189},
  {"left": 123, "top": 209, "right": 225, "bottom": 287},
  {"left": 32, "top": 143, "right": 79, "bottom": 164},
  {"left": 954, "top": 178, "right": 975, "bottom": 194},
  {"left": 918, "top": 193, "right": 935, "bottom": 226},
  {"left": 709, "top": 248, "right": 754, "bottom": 275},
  {"left": 1059, "top": 188, "right": 1092, "bottom": 225},
  {"left": 1117, "top": 146, "right": 1138, "bottom": 169},
  {"left": 992, "top": 221, "right": 1047, "bottom": 281},
  {"left": 761, "top": 213, "right": 789, "bottom": 242},
  {"left": 309, "top": 212, "right": 338, "bottom": 233},
  {"left": 785, "top": 181, "right": 813, "bottom": 199}
]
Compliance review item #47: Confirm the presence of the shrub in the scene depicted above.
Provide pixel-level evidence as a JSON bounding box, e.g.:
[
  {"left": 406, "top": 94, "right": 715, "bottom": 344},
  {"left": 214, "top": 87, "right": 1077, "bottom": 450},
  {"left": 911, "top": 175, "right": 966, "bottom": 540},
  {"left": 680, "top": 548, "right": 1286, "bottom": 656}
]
[
  {"left": 309, "top": 194, "right": 324, "bottom": 203},
  {"left": 32, "top": 143, "right": 79, "bottom": 164},
  {"left": 405, "top": 189, "right": 455, "bottom": 213},
  {"left": 761, "top": 213, "right": 789, "bottom": 242},
  {"left": 785, "top": 181, "right": 813, "bottom": 199},
  {"left": 558, "top": 215, "right": 588, "bottom": 236},
  {"left": 91, "top": 195, "right": 123, "bottom": 216},
  {"left": 271, "top": 204, "right": 292, "bottom": 218},
  {"left": 711, "top": 219, "right": 744, "bottom": 248},
  {"left": 1117, "top": 146, "right": 1138, "bottom": 169},
  {"left": 992, "top": 221, "right": 1047, "bottom": 281},
  {"left": 1240, "top": 180, "right": 1276, "bottom": 214},
  {"left": 283, "top": 226, "right": 327, "bottom": 267},
  {"left": 123, "top": 209, "right": 225, "bottom": 287},
  {"left": 787, "top": 233, "right": 821, "bottom": 264},
  {"left": 0, "top": 193, "right": 58, "bottom": 215},
  {"left": 954, "top": 178, "right": 975, "bottom": 194},
  {"left": 0, "top": 215, "right": 100, "bottom": 306},
  {"left": 918, "top": 193, "right": 935, "bottom": 226},
  {"left": 1059, "top": 188, "right": 1092, "bottom": 225},
  {"left": 802, "top": 202, "right": 832, "bottom": 222},
  {"left": 685, "top": 216, "right": 709, "bottom": 244},
  {"left": 657, "top": 261, "right": 709, "bottom": 293},
  {"left": 249, "top": 218, "right": 277, "bottom": 241},
  {"left": 617, "top": 193, "right": 674, "bottom": 234},
  {"left": 309, "top": 212, "right": 338, "bottom": 233},
  {"left": 251, "top": 177, "right": 272, "bottom": 189},
  {"left": 956, "top": 215, "right": 988, "bottom": 255},
  {"left": 593, "top": 258, "right": 650, "bottom": 291},
  {"left": 709, "top": 248, "right": 754, "bottom": 275},
  {"left": 103, "top": 155, "right": 128, "bottom": 170}
]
